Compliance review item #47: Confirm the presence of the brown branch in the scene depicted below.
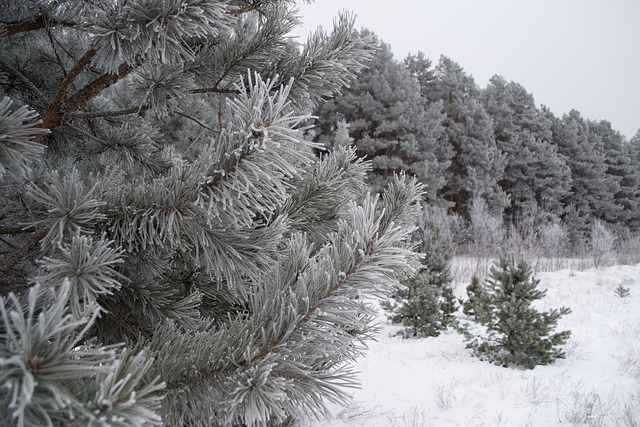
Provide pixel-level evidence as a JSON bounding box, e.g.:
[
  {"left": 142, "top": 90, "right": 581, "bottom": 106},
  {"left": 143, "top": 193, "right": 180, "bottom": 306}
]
[
  {"left": 55, "top": 47, "right": 98, "bottom": 105},
  {"left": 227, "top": 1, "right": 264, "bottom": 16},
  {"left": 0, "top": 228, "right": 49, "bottom": 272},
  {"left": 190, "top": 87, "right": 240, "bottom": 95},
  {"left": 66, "top": 55, "right": 147, "bottom": 114},
  {"left": 0, "top": 226, "right": 38, "bottom": 235},
  {"left": 39, "top": 55, "right": 148, "bottom": 130},
  {"left": 3, "top": 15, "right": 76, "bottom": 37}
]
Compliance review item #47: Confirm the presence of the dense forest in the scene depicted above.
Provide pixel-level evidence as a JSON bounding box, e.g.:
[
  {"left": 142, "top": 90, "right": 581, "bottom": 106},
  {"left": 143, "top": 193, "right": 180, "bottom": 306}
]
[{"left": 311, "top": 32, "right": 640, "bottom": 253}]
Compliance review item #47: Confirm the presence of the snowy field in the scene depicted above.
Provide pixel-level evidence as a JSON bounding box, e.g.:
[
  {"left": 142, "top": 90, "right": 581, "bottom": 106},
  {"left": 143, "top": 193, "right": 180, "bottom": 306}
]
[{"left": 303, "top": 261, "right": 640, "bottom": 427}]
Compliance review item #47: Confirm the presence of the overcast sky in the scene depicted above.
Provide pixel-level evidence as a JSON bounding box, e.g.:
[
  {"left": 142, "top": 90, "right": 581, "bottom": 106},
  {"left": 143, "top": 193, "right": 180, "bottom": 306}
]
[{"left": 289, "top": 1, "right": 639, "bottom": 140}]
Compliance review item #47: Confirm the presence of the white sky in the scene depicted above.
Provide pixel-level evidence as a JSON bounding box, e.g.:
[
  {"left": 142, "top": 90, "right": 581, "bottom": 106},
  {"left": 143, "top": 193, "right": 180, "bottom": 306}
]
[{"left": 289, "top": 0, "right": 640, "bottom": 140}]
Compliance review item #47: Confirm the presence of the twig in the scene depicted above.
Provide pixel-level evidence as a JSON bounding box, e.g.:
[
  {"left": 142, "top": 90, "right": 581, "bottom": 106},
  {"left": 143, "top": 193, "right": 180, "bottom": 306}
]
[
  {"left": 0, "top": 226, "right": 37, "bottom": 235},
  {"left": 46, "top": 29, "right": 68, "bottom": 78},
  {"left": 0, "top": 58, "right": 49, "bottom": 106},
  {"left": 2, "top": 15, "right": 76, "bottom": 37},
  {"left": 173, "top": 110, "right": 217, "bottom": 132},
  {"left": 40, "top": 54, "right": 147, "bottom": 129},
  {"left": 54, "top": 47, "right": 98, "bottom": 105},
  {"left": 0, "top": 274, "right": 31, "bottom": 292},
  {"left": 0, "top": 228, "right": 49, "bottom": 272},
  {"left": 71, "top": 106, "right": 149, "bottom": 119},
  {"left": 227, "top": 1, "right": 264, "bottom": 16},
  {"left": 66, "top": 55, "right": 147, "bottom": 114},
  {"left": 190, "top": 87, "right": 240, "bottom": 95}
]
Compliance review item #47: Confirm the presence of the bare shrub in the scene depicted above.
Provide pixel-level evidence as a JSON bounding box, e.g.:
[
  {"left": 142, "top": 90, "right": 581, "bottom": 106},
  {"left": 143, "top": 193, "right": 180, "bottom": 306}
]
[
  {"left": 388, "top": 407, "right": 436, "bottom": 427},
  {"left": 432, "top": 378, "right": 462, "bottom": 409},
  {"left": 469, "top": 197, "right": 504, "bottom": 258},
  {"left": 559, "top": 385, "right": 609, "bottom": 426},
  {"left": 590, "top": 220, "right": 617, "bottom": 268},
  {"left": 538, "top": 221, "right": 569, "bottom": 271}
]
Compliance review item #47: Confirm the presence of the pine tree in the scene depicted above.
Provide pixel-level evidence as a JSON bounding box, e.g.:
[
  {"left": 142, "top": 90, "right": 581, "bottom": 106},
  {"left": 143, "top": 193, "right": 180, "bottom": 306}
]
[
  {"left": 312, "top": 34, "right": 451, "bottom": 204},
  {"left": 431, "top": 56, "right": 508, "bottom": 216},
  {"left": 588, "top": 120, "right": 639, "bottom": 232},
  {"left": 466, "top": 256, "right": 571, "bottom": 369},
  {"left": 481, "top": 76, "right": 570, "bottom": 224},
  {"left": 551, "top": 110, "right": 620, "bottom": 246},
  {"left": 627, "top": 129, "right": 640, "bottom": 232},
  {"left": 461, "top": 274, "right": 489, "bottom": 322},
  {"left": 382, "top": 205, "right": 457, "bottom": 337},
  {"left": 0, "top": 2, "right": 424, "bottom": 425}
]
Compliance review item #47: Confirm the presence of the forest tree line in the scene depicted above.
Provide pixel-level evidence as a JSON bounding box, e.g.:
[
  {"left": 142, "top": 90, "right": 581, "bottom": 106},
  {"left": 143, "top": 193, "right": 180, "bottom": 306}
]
[{"left": 311, "top": 31, "right": 640, "bottom": 253}]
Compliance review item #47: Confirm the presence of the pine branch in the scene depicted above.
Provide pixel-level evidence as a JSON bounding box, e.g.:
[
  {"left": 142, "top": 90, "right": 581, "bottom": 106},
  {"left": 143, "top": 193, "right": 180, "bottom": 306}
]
[
  {"left": 2, "top": 15, "right": 77, "bottom": 36},
  {"left": 162, "top": 234, "right": 377, "bottom": 393},
  {"left": 190, "top": 87, "right": 240, "bottom": 95},
  {"left": 227, "top": 1, "right": 265, "bottom": 16},
  {"left": 54, "top": 47, "right": 98, "bottom": 106},
  {"left": 249, "top": 244, "right": 374, "bottom": 366},
  {"left": 0, "top": 228, "right": 49, "bottom": 272},
  {"left": 0, "top": 58, "right": 49, "bottom": 106},
  {"left": 39, "top": 54, "right": 147, "bottom": 129},
  {"left": 0, "top": 226, "right": 38, "bottom": 235},
  {"left": 173, "top": 110, "right": 217, "bottom": 132},
  {"left": 70, "top": 106, "right": 150, "bottom": 119},
  {"left": 66, "top": 55, "right": 148, "bottom": 113}
]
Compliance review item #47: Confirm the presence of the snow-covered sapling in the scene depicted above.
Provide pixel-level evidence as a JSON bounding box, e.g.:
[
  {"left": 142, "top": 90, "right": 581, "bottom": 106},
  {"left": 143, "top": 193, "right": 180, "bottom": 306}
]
[
  {"left": 382, "top": 205, "right": 458, "bottom": 337},
  {"left": 614, "top": 284, "right": 631, "bottom": 298},
  {"left": 465, "top": 256, "right": 571, "bottom": 369}
]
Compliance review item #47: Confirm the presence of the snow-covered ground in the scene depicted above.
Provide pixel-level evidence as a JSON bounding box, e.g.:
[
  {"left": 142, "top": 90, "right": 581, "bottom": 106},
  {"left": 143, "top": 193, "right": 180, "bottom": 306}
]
[{"left": 304, "top": 262, "right": 640, "bottom": 426}]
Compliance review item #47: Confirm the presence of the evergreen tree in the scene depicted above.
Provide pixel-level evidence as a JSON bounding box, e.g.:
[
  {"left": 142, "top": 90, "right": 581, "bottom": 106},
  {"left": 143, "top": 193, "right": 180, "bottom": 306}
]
[
  {"left": 628, "top": 129, "right": 640, "bottom": 232},
  {"left": 404, "top": 51, "right": 438, "bottom": 104},
  {"left": 465, "top": 256, "right": 571, "bottom": 369},
  {"left": 312, "top": 33, "right": 451, "bottom": 203},
  {"left": 588, "top": 120, "right": 639, "bottom": 232},
  {"left": 382, "top": 205, "right": 457, "bottom": 337},
  {"left": 551, "top": 110, "right": 619, "bottom": 246},
  {"left": 481, "top": 76, "right": 570, "bottom": 223},
  {"left": 461, "top": 274, "right": 489, "bottom": 322},
  {"left": 0, "top": 2, "right": 424, "bottom": 425},
  {"left": 431, "top": 56, "right": 508, "bottom": 216}
]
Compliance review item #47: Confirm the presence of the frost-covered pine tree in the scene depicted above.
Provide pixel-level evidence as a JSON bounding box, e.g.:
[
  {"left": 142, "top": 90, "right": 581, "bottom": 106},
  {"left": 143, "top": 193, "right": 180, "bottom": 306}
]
[
  {"left": 0, "top": 1, "right": 424, "bottom": 425},
  {"left": 465, "top": 256, "right": 571, "bottom": 369},
  {"left": 382, "top": 205, "right": 457, "bottom": 338}
]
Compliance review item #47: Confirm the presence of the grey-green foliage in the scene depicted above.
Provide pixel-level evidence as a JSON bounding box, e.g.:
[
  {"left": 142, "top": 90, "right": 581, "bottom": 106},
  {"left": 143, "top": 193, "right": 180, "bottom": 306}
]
[
  {"left": 430, "top": 56, "right": 508, "bottom": 216},
  {"left": 461, "top": 274, "right": 490, "bottom": 322},
  {"left": 382, "top": 205, "right": 457, "bottom": 338},
  {"left": 481, "top": 75, "right": 571, "bottom": 224},
  {"left": 312, "top": 33, "right": 451, "bottom": 204},
  {"left": 0, "top": 1, "right": 424, "bottom": 425},
  {"left": 628, "top": 130, "right": 640, "bottom": 232},
  {"left": 551, "top": 110, "right": 620, "bottom": 247},
  {"left": 465, "top": 256, "right": 571, "bottom": 369},
  {"left": 588, "top": 120, "right": 640, "bottom": 232}
]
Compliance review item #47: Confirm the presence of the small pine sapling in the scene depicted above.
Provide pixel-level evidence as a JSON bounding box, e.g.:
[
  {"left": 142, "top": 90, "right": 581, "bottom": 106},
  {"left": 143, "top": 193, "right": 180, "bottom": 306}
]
[
  {"left": 614, "top": 284, "right": 631, "bottom": 298},
  {"left": 382, "top": 206, "right": 458, "bottom": 337},
  {"left": 466, "top": 256, "right": 571, "bottom": 369},
  {"left": 382, "top": 271, "right": 442, "bottom": 337},
  {"left": 461, "top": 274, "right": 490, "bottom": 323}
]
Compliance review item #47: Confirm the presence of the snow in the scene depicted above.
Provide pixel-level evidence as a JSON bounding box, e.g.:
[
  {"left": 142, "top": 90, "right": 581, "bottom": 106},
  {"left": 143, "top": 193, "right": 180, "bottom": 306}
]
[{"left": 304, "top": 261, "right": 640, "bottom": 426}]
